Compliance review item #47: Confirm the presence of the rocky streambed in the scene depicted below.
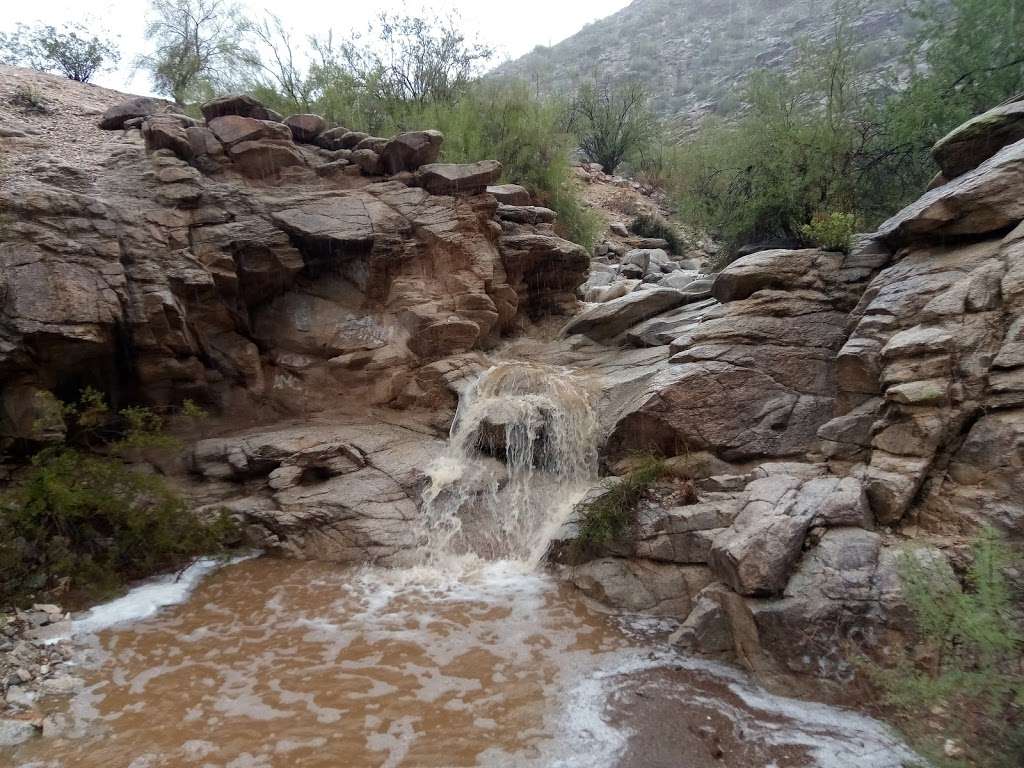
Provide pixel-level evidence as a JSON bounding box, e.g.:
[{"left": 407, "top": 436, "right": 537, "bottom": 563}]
[{"left": 2, "top": 65, "right": 1023, "bottom": 767}]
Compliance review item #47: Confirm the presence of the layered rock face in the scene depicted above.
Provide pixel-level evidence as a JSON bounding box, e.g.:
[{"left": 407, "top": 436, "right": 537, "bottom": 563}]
[
  {"left": 0, "top": 68, "right": 586, "bottom": 563},
  {"left": 0, "top": 69, "right": 586, "bottom": 443},
  {"left": 563, "top": 99, "right": 1024, "bottom": 684}
]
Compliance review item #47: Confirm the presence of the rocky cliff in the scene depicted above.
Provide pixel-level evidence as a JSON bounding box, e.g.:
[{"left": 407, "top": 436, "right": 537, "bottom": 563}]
[
  {"left": 556, "top": 97, "right": 1024, "bottom": 685},
  {"left": 0, "top": 66, "right": 593, "bottom": 565},
  {"left": 0, "top": 66, "right": 586, "bottom": 431}
]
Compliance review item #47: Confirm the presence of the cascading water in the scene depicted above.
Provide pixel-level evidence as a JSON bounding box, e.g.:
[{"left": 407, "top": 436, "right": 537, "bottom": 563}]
[
  {"left": 417, "top": 362, "right": 600, "bottom": 567},
  {"left": 10, "top": 360, "right": 925, "bottom": 768}
]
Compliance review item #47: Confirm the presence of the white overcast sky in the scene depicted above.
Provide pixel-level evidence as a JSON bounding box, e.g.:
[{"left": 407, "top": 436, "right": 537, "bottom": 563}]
[{"left": 1, "top": 0, "right": 631, "bottom": 94}]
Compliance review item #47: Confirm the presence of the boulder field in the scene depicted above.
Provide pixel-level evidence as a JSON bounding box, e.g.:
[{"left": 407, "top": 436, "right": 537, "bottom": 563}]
[{"left": 2, "top": 66, "right": 1022, "bottom": 692}]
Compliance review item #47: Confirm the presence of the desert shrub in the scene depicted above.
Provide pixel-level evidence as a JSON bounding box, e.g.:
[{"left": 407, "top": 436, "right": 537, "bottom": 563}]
[
  {"left": 888, "top": 0, "right": 1024, "bottom": 162},
  {"left": 868, "top": 528, "right": 1024, "bottom": 767},
  {"left": 630, "top": 212, "right": 682, "bottom": 254},
  {"left": 138, "top": 0, "right": 248, "bottom": 105},
  {"left": 670, "top": 61, "right": 872, "bottom": 255},
  {"left": 666, "top": 0, "right": 1024, "bottom": 260},
  {"left": 576, "top": 455, "right": 667, "bottom": 546},
  {"left": 9, "top": 85, "right": 49, "bottom": 114},
  {"left": 800, "top": 211, "right": 857, "bottom": 253},
  {"left": 0, "top": 390, "right": 236, "bottom": 606},
  {"left": 567, "top": 81, "right": 657, "bottom": 174},
  {"left": 0, "top": 22, "right": 120, "bottom": 83},
  {"left": 397, "top": 81, "right": 603, "bottom": 250},
  {"left": 237, "top": 16, "right": 601, "bottom": 250}
]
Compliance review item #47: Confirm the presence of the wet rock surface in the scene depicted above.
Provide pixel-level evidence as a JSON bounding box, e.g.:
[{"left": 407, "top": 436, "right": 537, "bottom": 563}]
[
  {"left": 0, "top": 68, "right": 586, "bottom": 441},
  {"left": 556, "top": 101, "right": 1024, "bottom": 693},
  {"left": 186, "top": 414, "right": 446, "bottom": 563},
  {"left": 1, "top": 605, "right": 79, "bottom": 740},
  {"left": 2, "top": 65, "right": 1022, "bottom": 747}
]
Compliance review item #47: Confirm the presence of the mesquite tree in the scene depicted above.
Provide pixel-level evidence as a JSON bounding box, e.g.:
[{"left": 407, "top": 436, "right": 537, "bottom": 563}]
[
  {"left": 0, "top": 22, "right": 120, "bottom": 83},
  {"left": 568, "top": 81, "right": 655, "bottom": 173},
  {"left": 137, "top": 0, "right": 246, "bottom": 104}
]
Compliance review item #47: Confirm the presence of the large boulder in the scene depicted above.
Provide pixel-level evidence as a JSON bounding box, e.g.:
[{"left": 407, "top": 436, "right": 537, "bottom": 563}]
[
  {"left": 228, "top": 140, "right": 306, "bottom": 178},
  {"left": 355, "top": 136, "right": 389, "bottom": 153},
  {"left": 499, "top": 233, "right": 589, "bottom": 317},
  {"left": 200, "top": 94, "right": 277, "bottom": 122},
  {"left": 561, "top": 287, "right": 689, "bottom": 341},
  {"left": 141, "top": 115, "right": 194, "bottom": 159},
  {"left": 315, "top": 126, "right": 351, "bottom": 150},
  {"left": 283, "top": 114, "right": 326, "bottom": 143},
  {"left": 407, "top": 319, "right": 481, "bottom": 360},
  {"left": 932, "top": 99, "right": 1024, "bottom": 179},
  {"left": 570, "top": 558, "right": 714, "bottom": 617},
  {"left": 380, "top": 130, "right": 444, "bottom": 174},
  {"left": 487, "top": 184, "right": 531, "bottom": 205},
  {"left": 351, "top": 148, "right": 381, "bottom": 175},
  {"left": 98, "top": 96, "right": 167, "bottom": 129},
  {"left": 496, "top": 205, "right": 557, "bottom": 226},
  {"left": 188, "top": 421, "right": 445, "bottom": 563},
  {"left": 749, "top": 530, "right": 951, "bottom": 680},
  {"left": 417, "top": 160, "right": 502, "bottom": 195},
  {"left": 712, "top": 249, "right": 843, "bottom": 302},
  {"left": 186, "top": 126, "right": 225, "bottom": 158},
  {"left": 632, "top": 498, "right": 741, "bottom": 564},
  {"left": 877, "top": 138, "right": 1024, "bottom": 246},
  {"left": 208, "top": 115, "right": 292, "bottom": 147},
  {"left": 708, "top": 475, "right": 815, "bottom": 596}
]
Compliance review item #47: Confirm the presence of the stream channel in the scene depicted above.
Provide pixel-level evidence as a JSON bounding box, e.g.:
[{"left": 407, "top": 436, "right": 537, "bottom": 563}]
[{"left": 6, "top": 364, "right": 923, "bottom": 768}]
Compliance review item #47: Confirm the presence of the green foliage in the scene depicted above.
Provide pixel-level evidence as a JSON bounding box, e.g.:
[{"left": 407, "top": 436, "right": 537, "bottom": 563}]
[
  {"left": 897, "top": 0, "right": 1024, "bottom": 141},
  {"left": 630, "top": 213, "right": 682, "bottom": 254},
  {"left": 0, "top": 390, "right": 236, "bottom": 607},
  {"left": 180, "top": 398, "right": 208, "bottom": 420},
  {"left": 239, "top": 9, "right": 493, "bottom": 134},
  {"left": 0, "top": 22, "right": 120, "bottom": 83},
  {"left": 800, "top": 211, "right": 857, "bottom": 253},
  {"left": 138, "top": 0, "right": 247, "bottom": 104},
  {"left": 576, "top": 456, "right": 667, "bottom": 547},
  {"left": 666, "top": 0, "right": 1024, "bottom": 258},
  {"left": 242, "top": 21, "right": 602, "bottom": 250},
  {"left": 568, "top": 81, "right": 657, "bottom": 173},
  {"left": 336, "top": 11, "right": 494, "bottom": 109},
  {"left": 669, "top": 2, "right": 891, "bottom": 254},
  {"left": 868, "top": 528, "right": 1024, "bottom": 767},
  {"left": 423, "top": 81, "right": 602, "bottom": 249}
]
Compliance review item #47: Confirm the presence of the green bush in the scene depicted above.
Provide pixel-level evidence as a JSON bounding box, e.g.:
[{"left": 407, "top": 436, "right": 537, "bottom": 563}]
[
  {"left": 868, "top": 528, "right": 1024, "bottom": 767},
  {"left": 425, "top": 81, "right": 604, "bottom": 248},
  {"left": 630, "top": 213, "right": 683, "bottom": 255},
  {"left": 663, "top": 0, "right": 1024, "bottom": 259},
  {"left": 0, "top": 22, "right": 120, "bottom": 83},
  {"left": 567, "top": 81, "right": 657, "bottom": 174},
  {"left": 0, "top": 391, "right": 235, "bottom": 607},
  {"left": 800, "top": 211, "right": 857, "bottom": 253},
  {"left": 576, "top": 455, "right": 667, "bottom": 547}
]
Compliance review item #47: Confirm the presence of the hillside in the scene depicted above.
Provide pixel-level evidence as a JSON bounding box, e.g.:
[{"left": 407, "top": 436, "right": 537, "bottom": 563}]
[{"left": 494, "top": 0, "right": 928, "bottom": 121}]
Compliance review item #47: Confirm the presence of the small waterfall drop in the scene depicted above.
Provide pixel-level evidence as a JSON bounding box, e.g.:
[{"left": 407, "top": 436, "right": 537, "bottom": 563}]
[{"left": 418, "top": 362, "right": 599, "bottom": 567}]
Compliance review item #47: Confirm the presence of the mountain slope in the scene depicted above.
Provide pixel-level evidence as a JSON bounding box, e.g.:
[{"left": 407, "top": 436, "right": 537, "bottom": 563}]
[{"left": 494, "top": 0, "right": 927, "bottom": 121}]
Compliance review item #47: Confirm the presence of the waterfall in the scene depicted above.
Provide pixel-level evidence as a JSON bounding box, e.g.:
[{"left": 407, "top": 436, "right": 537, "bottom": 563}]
[{"left": 417, "top": 362, "right": 599, "bottom": 567}]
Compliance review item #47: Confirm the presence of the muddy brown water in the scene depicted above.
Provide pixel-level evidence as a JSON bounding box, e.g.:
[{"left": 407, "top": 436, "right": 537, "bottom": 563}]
[{"left": 5, "top": 557, "right": 923, "bottom": 768}]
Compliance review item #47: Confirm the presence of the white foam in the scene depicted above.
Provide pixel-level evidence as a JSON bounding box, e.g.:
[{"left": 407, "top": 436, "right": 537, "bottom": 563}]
[
  {"left": 52, "top": 553, "right": 258, "bottom": 642},
  {"left": 586, "top": 654, "right": 927, "bottom": 768}
]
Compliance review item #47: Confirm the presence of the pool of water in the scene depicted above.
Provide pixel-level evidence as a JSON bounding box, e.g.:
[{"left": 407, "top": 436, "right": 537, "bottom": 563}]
[{"left": 5, "top": 556, "right": 923, "bottom": 768}]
